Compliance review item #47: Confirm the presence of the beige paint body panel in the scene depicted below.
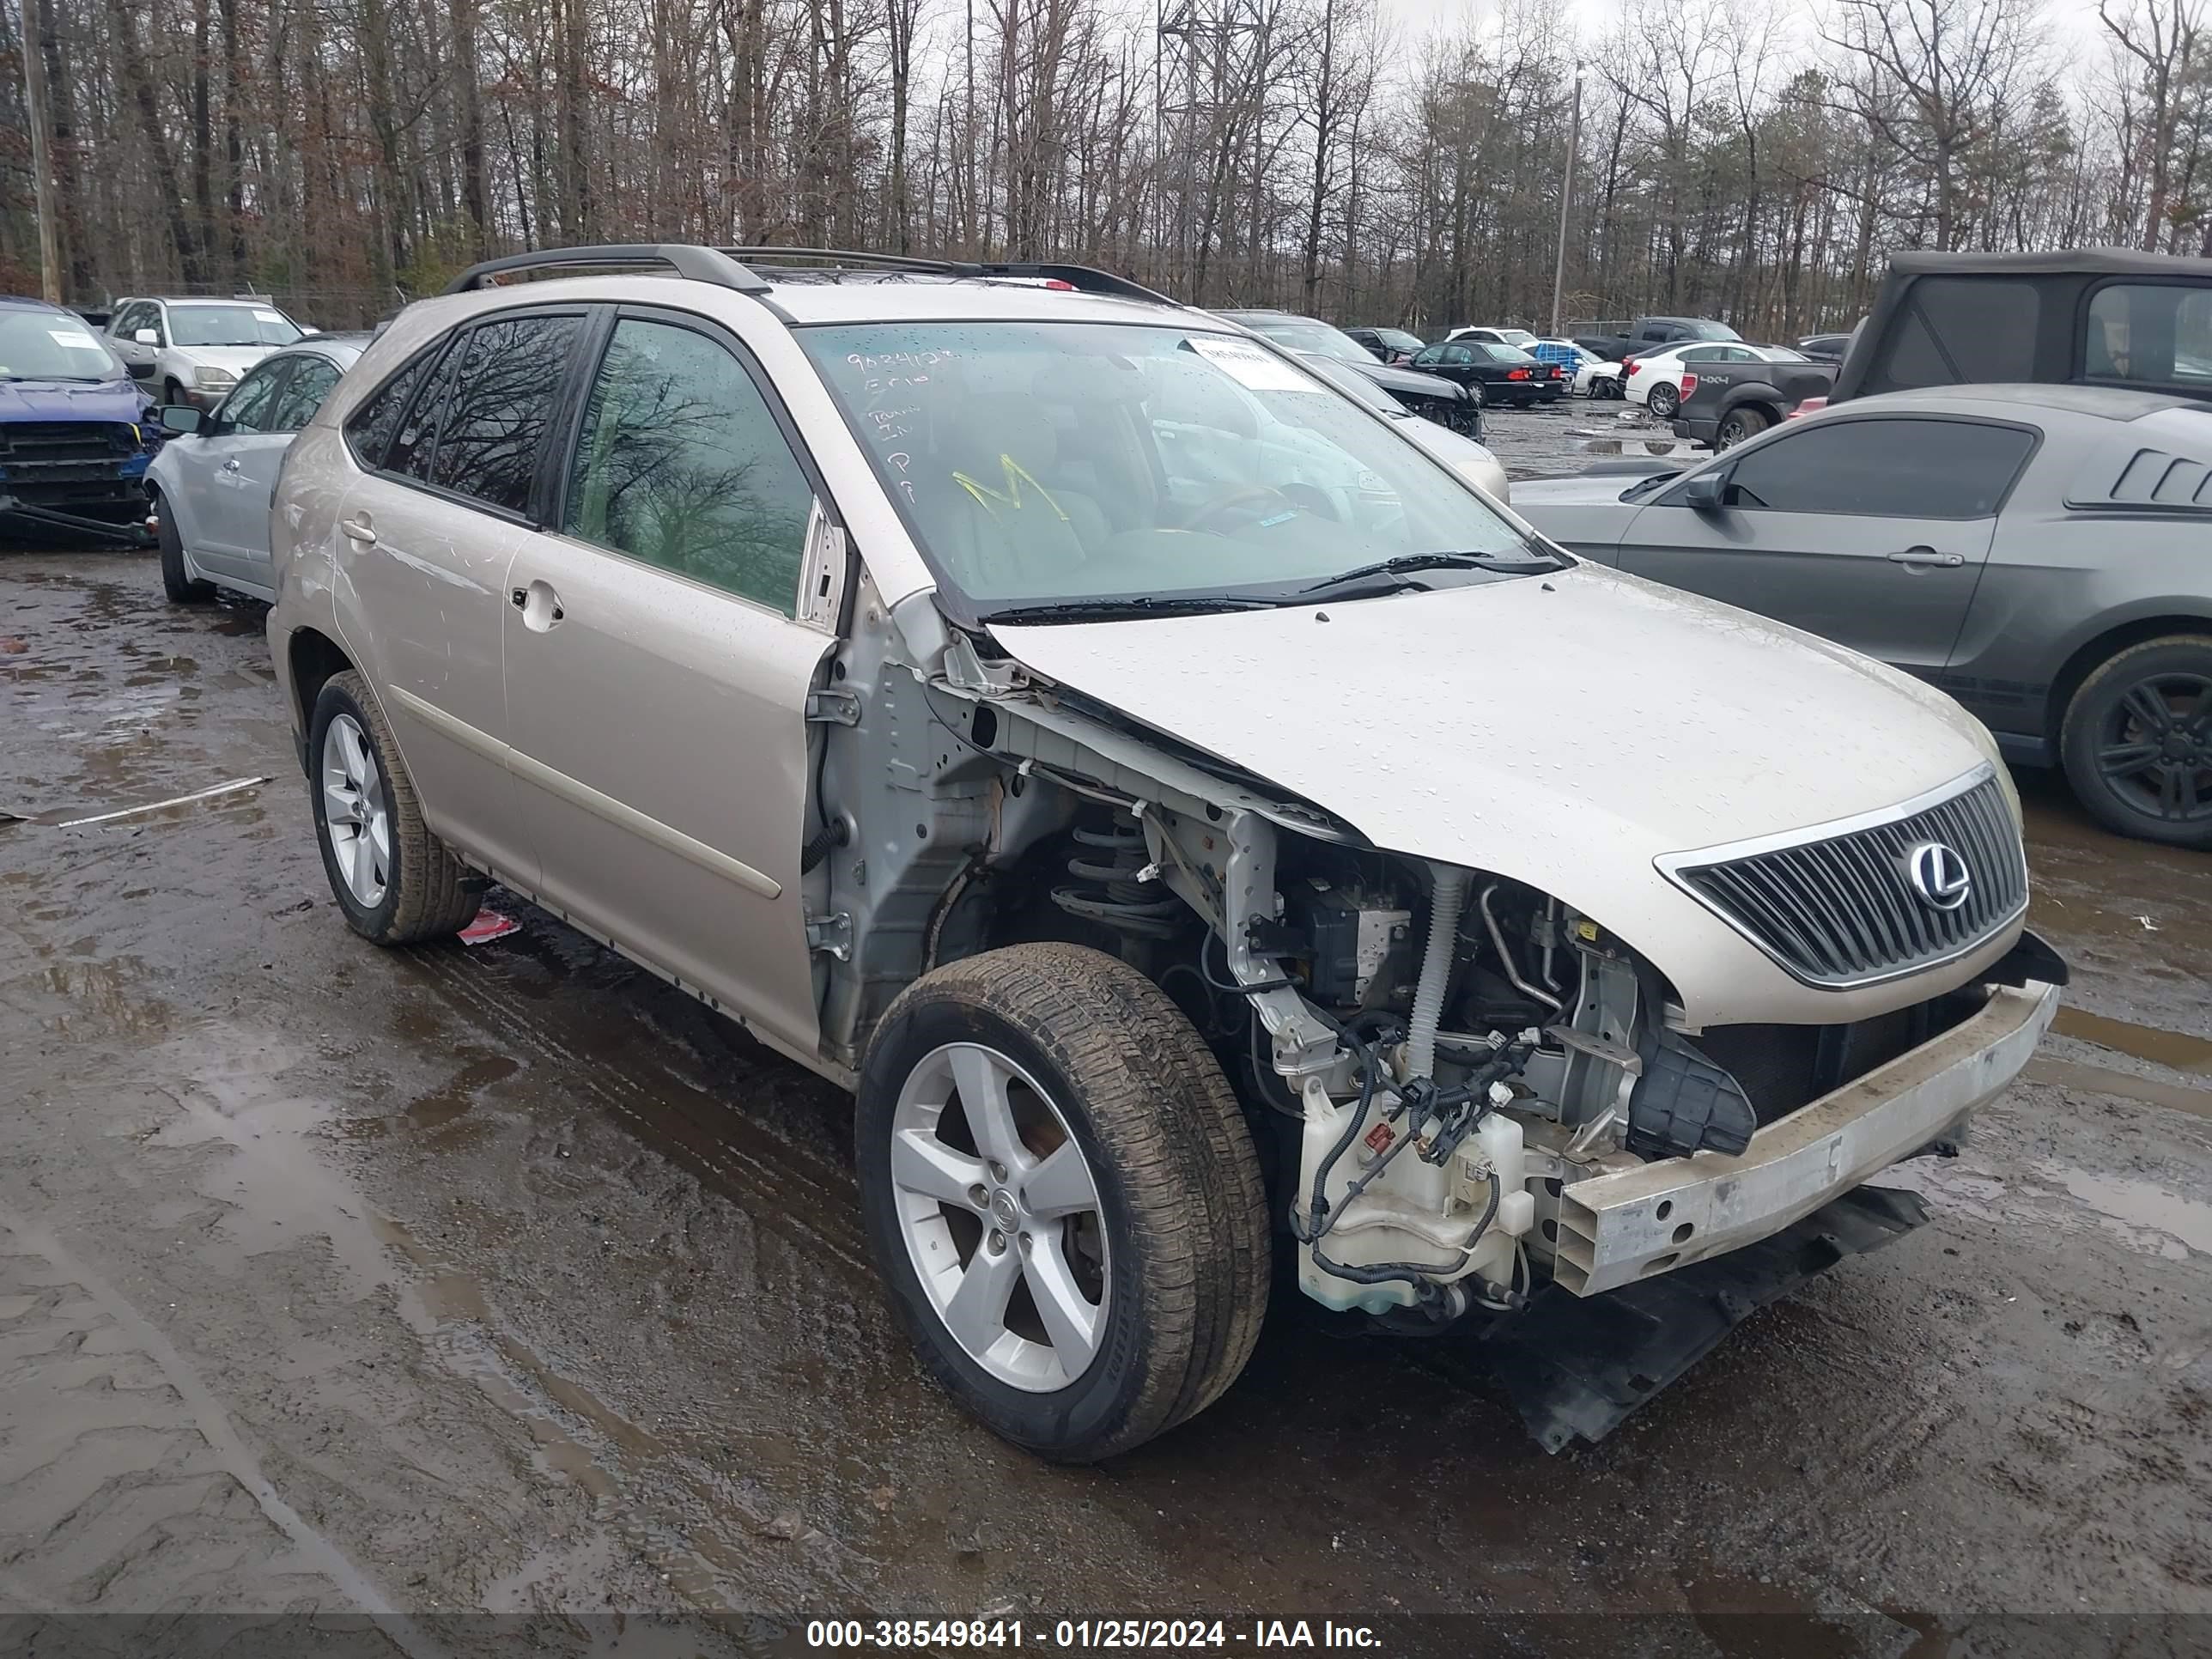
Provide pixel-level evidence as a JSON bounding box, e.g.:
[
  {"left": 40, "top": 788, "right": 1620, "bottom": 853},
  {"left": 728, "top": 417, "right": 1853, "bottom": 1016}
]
[{"left": 503, "top": 530, "right": 831, "bottom": 1056}]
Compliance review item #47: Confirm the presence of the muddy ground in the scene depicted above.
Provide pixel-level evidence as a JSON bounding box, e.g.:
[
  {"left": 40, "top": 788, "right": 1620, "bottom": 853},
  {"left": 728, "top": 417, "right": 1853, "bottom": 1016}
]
[{"left": 2, "top": 472, "right": 2209, "bottom": 1656}]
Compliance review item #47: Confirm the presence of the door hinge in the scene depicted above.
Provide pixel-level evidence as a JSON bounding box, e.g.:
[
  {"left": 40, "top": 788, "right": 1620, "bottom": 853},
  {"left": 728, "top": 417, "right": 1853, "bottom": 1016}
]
[
  {"left": 805, "top": 911, "right": 854, "bottom": 960},
  {"left": 805, "top": 689, "right": 861, "bottom": 726}
]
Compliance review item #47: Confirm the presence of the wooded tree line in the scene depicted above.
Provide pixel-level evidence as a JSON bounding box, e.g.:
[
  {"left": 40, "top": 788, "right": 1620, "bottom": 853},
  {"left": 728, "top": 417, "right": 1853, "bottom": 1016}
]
[{"left": 0, "top": 0, "right": 2206, "bottom": 337}]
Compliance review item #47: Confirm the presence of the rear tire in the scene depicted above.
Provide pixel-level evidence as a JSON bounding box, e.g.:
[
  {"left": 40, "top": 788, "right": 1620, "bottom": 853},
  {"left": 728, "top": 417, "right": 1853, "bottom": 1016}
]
[
  {"left": 308, "top": 670, "right": 481, "bottom": 943},
  {"left": 2059, "top": 635, "right": 2212, "bottom": 849},
  {"left": 155, "top": 493, "right": 212, "bottom": 604},
  {"left": 857, "top": 943, "right": 1271, "bottom": 1462},
  {"left": 1650, "top": 384, "right": 1681, "bottom": 419},
  {"left": 1715, "top": 405, "right": 1772, "bottom": 450}
]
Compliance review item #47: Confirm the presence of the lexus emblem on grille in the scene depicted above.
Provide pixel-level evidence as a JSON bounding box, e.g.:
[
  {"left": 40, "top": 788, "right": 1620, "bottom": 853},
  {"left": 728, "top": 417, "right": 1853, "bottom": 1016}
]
[{"left": 1905, "top": 841, "right": 1972, "bottom": 912}]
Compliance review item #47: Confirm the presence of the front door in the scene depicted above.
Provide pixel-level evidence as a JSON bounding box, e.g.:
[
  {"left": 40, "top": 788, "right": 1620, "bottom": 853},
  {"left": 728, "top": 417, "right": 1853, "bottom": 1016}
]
[
  {"left": 1617, "top": 413, "right": 2038, "bottom": 683},
  {"left": 186, "top": 358, "right": 295, "bottom": 580},
  {"left": 331, "top": 312, "right": 589, "bottom": 888},
  {"left": 502, "top": 310, "right": 835, "bottom": 1056},
  {"left": 110, "top": 304, "right": 159, "bottom": 384}
]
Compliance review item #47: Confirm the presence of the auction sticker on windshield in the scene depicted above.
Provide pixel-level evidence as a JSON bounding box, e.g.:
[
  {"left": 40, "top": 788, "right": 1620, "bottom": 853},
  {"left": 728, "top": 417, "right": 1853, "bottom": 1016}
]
[{"left": 1187, "top": 335, "right": 1311, "bottom": 392}]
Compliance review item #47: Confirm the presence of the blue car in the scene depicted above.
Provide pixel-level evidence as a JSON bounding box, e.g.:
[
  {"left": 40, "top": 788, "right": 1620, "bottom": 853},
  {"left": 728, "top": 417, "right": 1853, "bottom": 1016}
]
[{"left": 0, "top": 295, "right": 159, "bottom": 543}]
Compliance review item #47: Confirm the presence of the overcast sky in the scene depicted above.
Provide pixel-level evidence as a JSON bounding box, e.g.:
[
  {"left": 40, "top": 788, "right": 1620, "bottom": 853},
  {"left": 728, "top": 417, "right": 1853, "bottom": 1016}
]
[{"left": 1370, "top": 0, "right": 2108, "bottom": 60}]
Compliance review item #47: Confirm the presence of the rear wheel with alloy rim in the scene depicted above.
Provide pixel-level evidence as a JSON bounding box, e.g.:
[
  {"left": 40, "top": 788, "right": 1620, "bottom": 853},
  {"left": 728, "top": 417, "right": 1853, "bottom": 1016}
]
[
  {"left": 2060, "top": 635, "right": 2212, "bottom": 849},
  {"left": 308, "top": 670, "right": 481, "bottom": 942},
  {"left": 1649, "top": 383, "right": 1680, "bottom": 418},
  {"left": 856, "top": 943, "right": 1270, "bottom": 1462},
  {"left": 1715, "top": 406, "right": 1771, "bottom": 450}
]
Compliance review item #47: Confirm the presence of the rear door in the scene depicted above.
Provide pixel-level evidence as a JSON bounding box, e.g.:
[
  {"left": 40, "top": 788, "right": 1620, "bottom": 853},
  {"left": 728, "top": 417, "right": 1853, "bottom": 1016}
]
[
  {"left": 1617, "top": 413, "right": 2039, "bottom": 680},
  {"left": 501, "top": 307, "right": 836, "bottom": 1055},
  {"left": 332, "top": 308, "right": 589, "bottom": 887}
]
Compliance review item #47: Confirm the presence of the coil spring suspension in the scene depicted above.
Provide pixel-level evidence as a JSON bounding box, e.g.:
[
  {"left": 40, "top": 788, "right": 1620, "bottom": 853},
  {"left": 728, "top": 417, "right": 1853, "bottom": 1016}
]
[{"left": 1050, "top": 819, "right": 1183, "bottom": 939}]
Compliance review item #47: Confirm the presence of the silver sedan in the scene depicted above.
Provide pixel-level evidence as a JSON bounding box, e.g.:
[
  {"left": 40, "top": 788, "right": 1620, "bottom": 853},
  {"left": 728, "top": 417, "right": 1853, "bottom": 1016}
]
[{"left": 149, "top": 335, "right": 367, "bottom": 604}]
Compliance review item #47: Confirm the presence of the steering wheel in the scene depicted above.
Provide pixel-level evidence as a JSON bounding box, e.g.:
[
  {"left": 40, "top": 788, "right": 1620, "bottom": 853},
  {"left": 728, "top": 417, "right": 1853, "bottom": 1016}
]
[{"left": 1179, "top": 483, "right": 1299, "bottom": 533}]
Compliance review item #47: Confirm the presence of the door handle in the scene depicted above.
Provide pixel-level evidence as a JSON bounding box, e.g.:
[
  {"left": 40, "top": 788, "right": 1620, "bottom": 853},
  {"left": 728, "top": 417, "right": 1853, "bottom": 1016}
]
[
  {"left": 1887, "top": 547, "right": 1963, "bottom": 568},
  {"left": 514, "top": 579, "right": 565, "bottom": 629},
  {"left": 338, "top": 514, "right": 376, "bottom": 544}
]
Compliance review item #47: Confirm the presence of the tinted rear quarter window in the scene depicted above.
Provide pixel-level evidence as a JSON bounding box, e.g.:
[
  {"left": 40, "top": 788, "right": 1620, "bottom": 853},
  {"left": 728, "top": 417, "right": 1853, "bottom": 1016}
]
[
  {"left": 345, "top": 350, "right": 438, "bottom": 471},
  {"left": 1875, "top": 277, "right": 2039, "bottom": 391},
  {"left": 1719, "top": 416, "right": 2038, "bottom": 517},
  {"left": 428, "top": 314, "right": 581, "bottom": 514}
]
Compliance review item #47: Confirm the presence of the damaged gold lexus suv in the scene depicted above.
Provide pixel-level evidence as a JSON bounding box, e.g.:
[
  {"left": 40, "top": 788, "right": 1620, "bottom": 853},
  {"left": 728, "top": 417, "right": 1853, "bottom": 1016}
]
[{"left": 266, "top": 246, "right": 2063, "bottom": 1460}]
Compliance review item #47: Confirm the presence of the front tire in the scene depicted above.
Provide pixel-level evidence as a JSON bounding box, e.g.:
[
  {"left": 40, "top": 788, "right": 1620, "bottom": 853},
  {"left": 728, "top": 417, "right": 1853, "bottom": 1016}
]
[
  {"left": 1649, "top": 383, "right": 1680, "bottom": 419},
  {"left": 2059, "top": 635, "right": 2212, "bottom": 849},
  {"left": 161, "top": 377, "right": 186, "bottom": 409},
  {"left": 308, "top": 670, "right": 481, "bottom": 943},
  {"left": 857, "top": 944, "right": 1270, "bottom": 1462},
  {"left": 154, "top": 493, "right": 213, "bottom": 603}
]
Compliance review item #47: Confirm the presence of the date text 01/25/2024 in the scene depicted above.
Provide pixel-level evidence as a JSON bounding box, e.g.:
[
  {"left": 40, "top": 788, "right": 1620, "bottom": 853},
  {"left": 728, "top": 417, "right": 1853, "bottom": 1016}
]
[{"left": 805, "top": 1621, "right": 1383, "bottom": 1650}]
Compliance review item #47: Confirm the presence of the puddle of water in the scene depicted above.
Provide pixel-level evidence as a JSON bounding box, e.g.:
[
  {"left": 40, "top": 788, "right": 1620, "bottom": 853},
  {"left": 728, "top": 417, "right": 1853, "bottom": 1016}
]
[
  {"left": 2051, "top": 1006, "right": 2212, "bottom": 1073},
  {"left": 2040, "top": 1163, "right": 2212, "bottom": 1261},
  {"left": 2026, "top": 1056, "right": 2212, "bottom": 1122}
]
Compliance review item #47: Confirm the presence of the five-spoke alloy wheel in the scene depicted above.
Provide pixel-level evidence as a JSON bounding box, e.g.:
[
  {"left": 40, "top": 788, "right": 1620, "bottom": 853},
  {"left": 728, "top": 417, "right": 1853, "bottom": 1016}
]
[{"left": 2062, "top": 635, "right": 2212, "bottom": 849}]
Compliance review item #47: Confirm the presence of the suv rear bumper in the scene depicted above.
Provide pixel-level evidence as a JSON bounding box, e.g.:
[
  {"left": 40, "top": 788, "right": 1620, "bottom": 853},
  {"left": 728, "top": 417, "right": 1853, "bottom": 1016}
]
[
  {"left": 1552, "top": 975, "right": 2059, "bottom": 1295},
  {"left": 1671, "top": 414, "right": 1716, "bottom": 442}
]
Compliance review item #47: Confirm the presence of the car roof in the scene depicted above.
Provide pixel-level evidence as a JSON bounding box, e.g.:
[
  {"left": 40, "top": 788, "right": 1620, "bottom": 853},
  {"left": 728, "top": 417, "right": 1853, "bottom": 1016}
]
[
  {"left": 764, "top": 280, "right": 1227, "bottom": 330},
  {"left": 121, "top": 295, "right": 290, "bottom": 308},
  {"left": 1844, "top": 383, "right": 2209, "bottom": 422},
  {"left": 0, "top": 294, "right": 70, "bottom": 313},
  {"left": 274, "top": 335, "right": 368, "bottom": 364}
]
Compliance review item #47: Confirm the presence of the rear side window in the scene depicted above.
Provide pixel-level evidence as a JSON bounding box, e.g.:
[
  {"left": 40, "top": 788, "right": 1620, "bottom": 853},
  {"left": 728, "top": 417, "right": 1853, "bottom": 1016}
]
[
  {"left": 428, "top": 314, "right": 581, "bottom": 514},
  {"left": 345, "top": 350, "right": 437, "bottom": 471},
  {"left": 268, "top": 357, "right": 339, "bottom": 433},
  {"left": 2084, "top": 284, "right": 2212, "bottom": 391},
  {"left": 560, "top": 317, "right": 814, "bottom": 616},
  {"left": 1876, "top": 278, "right": 2039, "bottom": 391},
  {"left": 1717, "top": 417, "right": 2037, "bottom": 518}
]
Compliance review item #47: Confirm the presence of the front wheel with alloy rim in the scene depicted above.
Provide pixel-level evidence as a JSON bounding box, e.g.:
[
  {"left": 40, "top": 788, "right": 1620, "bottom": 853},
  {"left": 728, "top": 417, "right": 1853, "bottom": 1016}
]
[
  {"left": 856, "top": 943, "right": 1270, "bottom": 1462},
  {"left": 307, "top": 670, "right": 482, "bottom": 942},
  {"left": 1649, "top": 383, "right": 1680, "bottom": 418},
  {"left": 155, "top": 493, "right": 212, "bottom": 603},
  {"left": 2060, "top": 635, "right": 2212, "bottom": 849}
]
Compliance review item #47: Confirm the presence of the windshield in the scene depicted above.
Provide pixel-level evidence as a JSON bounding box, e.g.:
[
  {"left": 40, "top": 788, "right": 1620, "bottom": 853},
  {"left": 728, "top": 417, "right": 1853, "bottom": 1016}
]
[
  {"left": 1236, "top": 318, "right": 1372, "bottom": 364},
  {"left": 1759, "top": 346, "right": 1810, "bottom": 362},
  {"left": 1294, "top": 353, "right": 1407, "bottom": 416},
  {"left": 1374, "top": 329, "right": 1424, "bottom": 352},
  {"left": 167, "top": 305, "right": 301, "bottom": 348},
  {"left": 1682, "top": 320, "right": 1741, "bottom": 342},
  {"left": 0, "top": 309, "right": 124, "bottom": 381},
  {"left": 801, "top": 320, "right": 1551, "bottom": 617}
]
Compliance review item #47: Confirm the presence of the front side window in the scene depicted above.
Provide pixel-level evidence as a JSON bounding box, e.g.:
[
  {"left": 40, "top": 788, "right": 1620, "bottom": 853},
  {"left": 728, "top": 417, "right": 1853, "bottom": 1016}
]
[
  {"left": 800, "top": 319, "right": 1549, "bottom": 617},
  {"left": 218, "top": 362, "right": 289, "bottom": 434},
  {"left": 562, "top": 318, "right": 815, "bottom": 617},
  {"left": 267, "top": 356, "right": 341, "bottom": 432},
  {"left": 2085, "top": 284, "right": 2212, "bottom": 389},
  {"left": 429, "top": 314, "right": 581, "bottom": 514},
  {"left": 167, "top": 304, "right": 302, "bottom": 349},
  {"left": 1703, "top": 417, "right": 2036, "bottom": 518}
]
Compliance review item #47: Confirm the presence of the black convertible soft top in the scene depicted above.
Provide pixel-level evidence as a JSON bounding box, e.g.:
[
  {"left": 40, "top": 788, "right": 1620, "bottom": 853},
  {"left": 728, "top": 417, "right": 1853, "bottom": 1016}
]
[{"left": 1884, "top": 246, "right": 2212, "bottom": 280}]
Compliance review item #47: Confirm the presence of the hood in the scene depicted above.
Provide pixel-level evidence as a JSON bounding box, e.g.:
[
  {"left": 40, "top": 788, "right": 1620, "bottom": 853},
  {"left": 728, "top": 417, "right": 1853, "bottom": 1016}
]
[
  {"left": 0, "top": 377, "right": 150, "bottom": 425},
  {"left": 990, "top": 562, "right": 1996, "bottom": 1014},
  {"left": 1355, "top": 361, "right": 1464, "bottom": 402},
  {"left": 1509, "top": 468, "right": 1681, "bottom": 509},
  {"left": 172, "top": 345, "right": 272, "bottom": 375}
]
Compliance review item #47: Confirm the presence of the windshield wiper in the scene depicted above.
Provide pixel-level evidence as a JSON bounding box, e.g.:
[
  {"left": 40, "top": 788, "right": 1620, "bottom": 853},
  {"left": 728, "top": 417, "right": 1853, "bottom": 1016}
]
[
  {"left": 980, "top": 594, "right": 1275, "bottom": 624},
  {"left": 1294, "top": 548, "right": 1561, "bottom": 599}
]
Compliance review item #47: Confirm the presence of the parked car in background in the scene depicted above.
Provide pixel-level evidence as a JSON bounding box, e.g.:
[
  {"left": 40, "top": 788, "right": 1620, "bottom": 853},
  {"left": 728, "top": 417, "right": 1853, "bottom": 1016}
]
[
  {"left": 265, "top": 243, "right": 2059, "bottom": 1466},
  {"left": 1625, "top": 343, "right": 1807, "bottom": 420},
  {"left": 1407, "top": 338, "right": 1566, "bottom": 407},
  {"left": 1218, "top": 309, "right": 1480, "bottom": 432},
  {"left": 1344, "top": 325, "right": 1425, "bottom": 364},
  {"left": 1514, "top": 384, "right": 2212, "bottom": 848},
  {"left": 1674, "top": 249, "right": 2212, "bottom": 443},
  {"left": 104, "top": 295, "right": 307, "bottom": 410},
  {"left": 1291, "top": 349, "right": 1509, "bottom": 500},
  {"left": 1577, "top": 316, "right": 1742, "bottom": 363},
  {"left": 1446, "top": 325, "right": 1540, "bottom": 349},
  {"left": 1528, "top": 339, "right": 1623, "bottom": 398},
  {"left": 148, "top": 333, "right": 368, "bottom": 603},
  {"left": 0, "top": 295, "right": 158, "bottom": 544},
  {"left": 1797, "top": 332, "right": 1854, "bottom": 362}
]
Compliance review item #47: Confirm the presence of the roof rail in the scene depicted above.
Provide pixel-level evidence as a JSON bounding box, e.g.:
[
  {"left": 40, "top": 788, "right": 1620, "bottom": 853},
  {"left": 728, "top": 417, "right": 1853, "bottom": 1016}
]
[
  {"left": 443, "top": 245, "right": 771, "bottom": 295},
  {"left": 719, "top": 246, "right": 1180, "bottom": 307}
]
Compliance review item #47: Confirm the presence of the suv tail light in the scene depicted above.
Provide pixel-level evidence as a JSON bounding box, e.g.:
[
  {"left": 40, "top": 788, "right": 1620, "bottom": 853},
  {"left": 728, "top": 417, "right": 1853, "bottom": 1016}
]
[
  {"left": 1678, "top": 372, "right": 1698, "bottom": 399},
  {"left": 1788, "top": 396, "right": 1828, "bottom": 420}
]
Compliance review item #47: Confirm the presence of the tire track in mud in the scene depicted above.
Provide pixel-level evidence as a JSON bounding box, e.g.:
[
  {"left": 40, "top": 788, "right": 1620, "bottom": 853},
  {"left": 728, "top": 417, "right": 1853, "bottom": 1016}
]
[{"left": 0, "top": 1209, "right": 443, "bottom": 1652}]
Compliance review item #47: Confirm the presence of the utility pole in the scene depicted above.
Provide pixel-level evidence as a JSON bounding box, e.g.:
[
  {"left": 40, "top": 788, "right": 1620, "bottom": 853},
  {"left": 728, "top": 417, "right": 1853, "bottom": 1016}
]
[
  {"left": 1548, "top": 70, "right": 1583, "bottom": 340},
  {"left": 18, "top": 0, "right": 62, "bottom": 302}
]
